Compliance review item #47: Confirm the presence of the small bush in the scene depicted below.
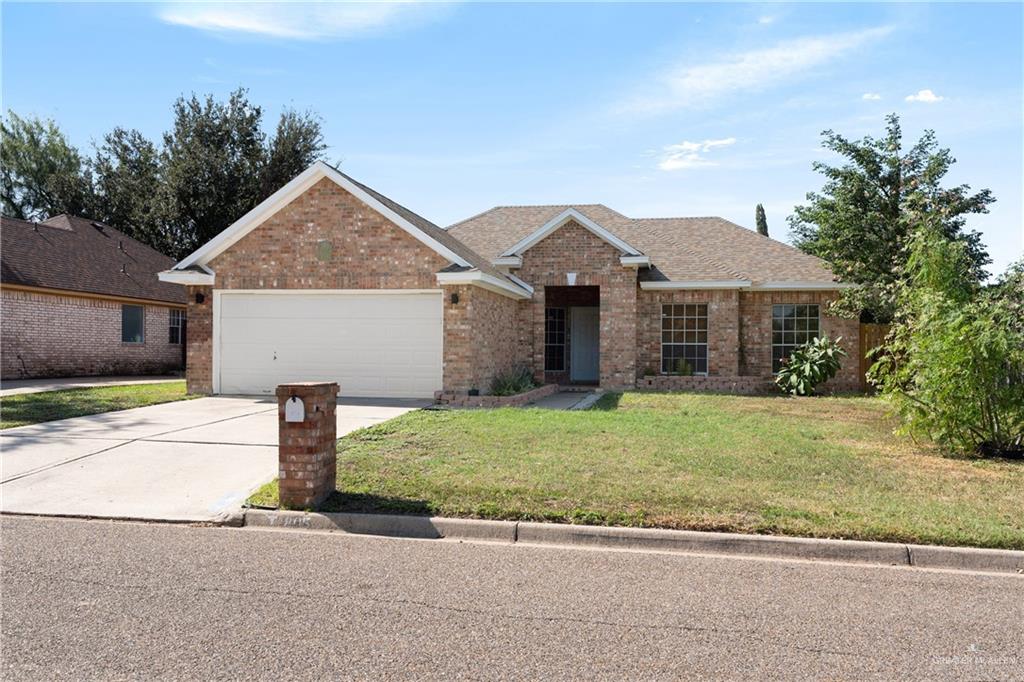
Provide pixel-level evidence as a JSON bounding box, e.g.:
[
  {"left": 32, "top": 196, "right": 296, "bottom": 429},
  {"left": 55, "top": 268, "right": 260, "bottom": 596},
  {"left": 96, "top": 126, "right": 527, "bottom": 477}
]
[
  {"left": 490, "top": 366, "right": 537, "bottom": 396},
  {"left": 776, "top": 335, "right": 847, "bottom": 396},
  {"left": 670, "top": 359, "right": 693, "bottom": 376}
]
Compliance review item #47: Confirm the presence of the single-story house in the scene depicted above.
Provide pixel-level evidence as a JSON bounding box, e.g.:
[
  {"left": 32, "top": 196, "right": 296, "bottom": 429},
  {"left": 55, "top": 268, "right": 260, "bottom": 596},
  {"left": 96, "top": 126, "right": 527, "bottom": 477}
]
[
  {"left": 159, "top": 161, "right": 859, "bottom": 398},
  {"left": 1, "top": 214, "right": 186, "bottom": 379}
]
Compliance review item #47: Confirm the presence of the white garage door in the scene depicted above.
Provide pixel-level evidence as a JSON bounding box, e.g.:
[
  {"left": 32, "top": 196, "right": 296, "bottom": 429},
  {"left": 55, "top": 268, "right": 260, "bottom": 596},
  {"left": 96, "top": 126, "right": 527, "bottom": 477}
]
[{"left": 218, "top": 291, "right": 443, "bottom": 398}]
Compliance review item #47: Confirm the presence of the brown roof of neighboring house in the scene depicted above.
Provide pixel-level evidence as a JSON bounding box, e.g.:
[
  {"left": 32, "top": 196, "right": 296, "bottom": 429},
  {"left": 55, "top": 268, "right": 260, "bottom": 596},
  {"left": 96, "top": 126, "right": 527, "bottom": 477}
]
[
  {"left": 447, "top": 204, "right": 838, "bottom": 285},
  {"left": 1, "top": 214, "right": 186, "bottom": 304}
]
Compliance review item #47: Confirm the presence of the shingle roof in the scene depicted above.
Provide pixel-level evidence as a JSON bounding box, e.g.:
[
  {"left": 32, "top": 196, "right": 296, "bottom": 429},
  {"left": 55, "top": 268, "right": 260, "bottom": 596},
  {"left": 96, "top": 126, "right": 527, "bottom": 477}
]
[
  {"left": 330, "top": 166, "right": 509, "bottom": 281},
  {"left": 447, "top": 205, "right": 837, "bottom": 285},
  {"left": 1, "top": 215, "right": 186, "bottom": 304}
]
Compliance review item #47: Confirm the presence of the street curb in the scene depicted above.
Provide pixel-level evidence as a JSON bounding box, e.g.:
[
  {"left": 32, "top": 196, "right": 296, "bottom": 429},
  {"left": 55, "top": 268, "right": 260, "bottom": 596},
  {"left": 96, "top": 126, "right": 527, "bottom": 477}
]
[{"left": 242, "top": 509, "right": 1024, "bottom": 575}]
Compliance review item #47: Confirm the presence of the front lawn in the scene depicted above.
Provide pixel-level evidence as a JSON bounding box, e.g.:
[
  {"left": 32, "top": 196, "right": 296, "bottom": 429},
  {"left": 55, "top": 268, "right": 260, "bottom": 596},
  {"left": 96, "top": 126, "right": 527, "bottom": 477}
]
[
  {"left": 249, "top": 392, "right": 1024, "bottom": 549},
  {"left": 0, "top": 381, "right": 197, "bottom": 429}
]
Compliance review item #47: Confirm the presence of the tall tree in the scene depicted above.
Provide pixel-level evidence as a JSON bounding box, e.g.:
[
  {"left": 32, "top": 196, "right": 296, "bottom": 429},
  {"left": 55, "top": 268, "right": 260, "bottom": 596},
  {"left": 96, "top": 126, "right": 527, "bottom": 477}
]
[
  {"left": 1, "top": 112, "right": 94, "bottom": 220},
  {"left": 755, "top": 203, "right": 768, "bottom": 236},
  {"left": 789, "top": 113, "right": 992, "bottom": 322},
  {"left": 90, "top": 127, "right": 170, "bottom": 252},
  {"left": 161, "top": 88, "right": 266, "bottom": 257},
  {"left": 259, "top": 108, "right": 327, "bottom": 200}
]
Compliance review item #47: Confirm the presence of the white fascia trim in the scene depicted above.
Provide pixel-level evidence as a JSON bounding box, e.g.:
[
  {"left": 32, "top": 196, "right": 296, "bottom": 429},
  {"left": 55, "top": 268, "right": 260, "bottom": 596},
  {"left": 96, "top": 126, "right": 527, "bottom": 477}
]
[
  {"left": 620, "top": 255, "right": 651, "bottom": 267},
  {"left": 501, "top": 208, "right": 641, "bottom": 257},
  {"left": 175, "top": 161, "right": 470, "bottom": 270},
  {"left": 158, "top": 269, "right": 215, "bottom": 285},
  {"left": 752, "top": 281, "right": 856, "bottom": 290},
  {"left": 435, "top": 271, "right": 532, "bottom": 300},
  {"left": 504, "top": 272, "right": 534, "bottom": 295},
  {"left": 492, "top": 256, "right": 522, "bottom": 267},
  {"left": 640, "top": 280, "right": 751, "bottom": 290},
  {"left": 215, "top": 289, "right": 442, "bottom": 296}
]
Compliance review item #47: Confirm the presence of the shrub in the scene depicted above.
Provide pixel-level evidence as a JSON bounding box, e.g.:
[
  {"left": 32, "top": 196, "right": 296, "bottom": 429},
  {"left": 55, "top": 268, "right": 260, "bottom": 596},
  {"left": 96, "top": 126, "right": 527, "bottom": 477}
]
[
  {"left": 870, "top": 225, "right": 1024, "bottom": 457},
  {"left": 670, "top": 359, "right": 693, "bottom": 376},
  {"left": 490, "top": 366, "right": 537, "bottom": 396},
  {"left": 775, "top": 335, "right": 847, "bottom": 396}
]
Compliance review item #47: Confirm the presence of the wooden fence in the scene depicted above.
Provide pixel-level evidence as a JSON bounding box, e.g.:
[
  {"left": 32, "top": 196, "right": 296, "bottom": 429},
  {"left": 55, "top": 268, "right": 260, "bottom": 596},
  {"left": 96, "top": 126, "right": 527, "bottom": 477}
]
[{"left": 859, "top": 323, "right": 891, "bottom": 391}]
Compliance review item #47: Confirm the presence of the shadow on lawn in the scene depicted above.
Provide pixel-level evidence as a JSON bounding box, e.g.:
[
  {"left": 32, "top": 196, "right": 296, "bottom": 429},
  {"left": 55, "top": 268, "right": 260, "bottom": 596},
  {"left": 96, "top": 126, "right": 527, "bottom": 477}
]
[
  {"left": 588, "top": 392, "right": 623, "bottom": 411},
  {"left": 319, "top": 491, "right": 434, "bottom": 516}
]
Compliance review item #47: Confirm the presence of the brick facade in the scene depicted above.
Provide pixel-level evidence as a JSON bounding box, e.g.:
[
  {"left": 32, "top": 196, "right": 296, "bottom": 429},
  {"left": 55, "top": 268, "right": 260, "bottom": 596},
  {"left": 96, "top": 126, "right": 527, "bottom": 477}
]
[
  {"left": 209, "top": 178, "right": 448, "bottom": 290},
  {"left": 1, "top": 287, "right": 184, "bottom": 380},
  {"left": 515, "top": 221, "right": 637, "bottom": 390},
  {"left": 441, "top": 284, "right": 524, "bottom": 394},
  {"left": 738, "top": 290, "right": 860, "bottom": 391},
  {"left": 185, "top": 285, "right": 213, "bottom": 394},
  {"left": 180, "top": 178, "right": 863, "bottom": 397}
]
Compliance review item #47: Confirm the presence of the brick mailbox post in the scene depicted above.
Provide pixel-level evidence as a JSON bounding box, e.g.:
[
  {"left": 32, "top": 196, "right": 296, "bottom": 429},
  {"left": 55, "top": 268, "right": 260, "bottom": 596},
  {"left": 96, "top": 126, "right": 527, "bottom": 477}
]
[{"left": 276, "top": 382, "right": 339, "bottom": 509}]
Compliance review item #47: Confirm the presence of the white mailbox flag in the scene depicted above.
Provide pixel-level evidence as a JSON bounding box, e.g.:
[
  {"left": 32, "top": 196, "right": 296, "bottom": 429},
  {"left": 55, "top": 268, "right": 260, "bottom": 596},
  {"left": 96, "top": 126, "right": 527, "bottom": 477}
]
[{"left": 284, "top": 396, "right": 305, "bottom": 423}]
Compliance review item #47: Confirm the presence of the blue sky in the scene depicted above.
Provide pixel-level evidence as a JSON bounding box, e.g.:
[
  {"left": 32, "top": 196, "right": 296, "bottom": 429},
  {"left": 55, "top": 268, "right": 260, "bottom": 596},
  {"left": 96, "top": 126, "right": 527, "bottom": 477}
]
[{"left": 3, "top": 2, "right": 1022, "bottom": 276}]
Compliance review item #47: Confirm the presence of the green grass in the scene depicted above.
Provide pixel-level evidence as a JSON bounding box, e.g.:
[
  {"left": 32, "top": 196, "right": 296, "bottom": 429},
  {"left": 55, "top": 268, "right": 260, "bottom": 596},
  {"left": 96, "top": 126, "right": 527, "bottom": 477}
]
[
  {"left": 0, "top": 381, "right": 197, "bottom": 429},
  {"left": 249, "top": 392, "right": 1024, "bottom": 549}
]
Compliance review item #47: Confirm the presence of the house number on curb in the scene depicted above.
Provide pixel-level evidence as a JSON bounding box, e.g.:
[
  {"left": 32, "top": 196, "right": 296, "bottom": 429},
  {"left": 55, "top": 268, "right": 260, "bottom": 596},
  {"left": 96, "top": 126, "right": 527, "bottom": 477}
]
[{"left": 284, "top": 397, "right": 305, "bottom": 423}]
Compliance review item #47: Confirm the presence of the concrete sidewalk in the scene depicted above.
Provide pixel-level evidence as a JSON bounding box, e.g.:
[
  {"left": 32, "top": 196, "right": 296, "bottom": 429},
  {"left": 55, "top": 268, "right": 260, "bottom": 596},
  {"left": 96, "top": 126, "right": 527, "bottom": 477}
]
[
  {"left": 0, "top": 375, "right": 182, "bottom": 397},
  {"left": 0, "top": 396, "right": 426, "bottom": 521}
]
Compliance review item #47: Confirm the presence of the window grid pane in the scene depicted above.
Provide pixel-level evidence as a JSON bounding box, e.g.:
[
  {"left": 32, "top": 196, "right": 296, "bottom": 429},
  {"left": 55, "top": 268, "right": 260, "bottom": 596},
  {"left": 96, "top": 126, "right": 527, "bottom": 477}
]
[
  {"left": 544, "top": 308, "right": 566, "bottom": 371},
  {"left": 660, "top": 304, "right": 709, "bottom": 375},
  {"left": 771, "top": 304, "right": 820, "bottom": 372},
  {"left": 169, "top": 309, "right": 185, "bottom": 345}
]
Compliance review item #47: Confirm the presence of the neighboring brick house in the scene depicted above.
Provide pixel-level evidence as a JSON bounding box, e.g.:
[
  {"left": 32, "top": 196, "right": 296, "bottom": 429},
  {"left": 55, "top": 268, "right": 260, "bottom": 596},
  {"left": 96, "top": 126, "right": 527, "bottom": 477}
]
[
  {"left": 1, "top": 215, "right": 186, "bottom": 380},
  {"left": 159, "top": 161, "right": 859, "bottom": 398}
]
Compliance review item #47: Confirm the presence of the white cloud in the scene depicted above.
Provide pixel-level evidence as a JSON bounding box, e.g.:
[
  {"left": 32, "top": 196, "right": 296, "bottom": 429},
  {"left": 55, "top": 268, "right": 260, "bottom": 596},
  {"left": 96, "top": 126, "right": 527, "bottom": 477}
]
[
  {"left": 905, "top": 89, "right": 944, "bottom": 103},
  {"left": 158, "top": 2, "right": 449, "bottom": 40},
  {"left": 758, "top": 16, "right": 775, "bottom": 25},
  {"left": 619, "top": 26, "right": 893, "bottom": 115},
  {"left": 862, "top": 92, "right": 882, "bottom": 100},
  {"left": 658, "top": 137, "right": 736, "bottom": 171}
]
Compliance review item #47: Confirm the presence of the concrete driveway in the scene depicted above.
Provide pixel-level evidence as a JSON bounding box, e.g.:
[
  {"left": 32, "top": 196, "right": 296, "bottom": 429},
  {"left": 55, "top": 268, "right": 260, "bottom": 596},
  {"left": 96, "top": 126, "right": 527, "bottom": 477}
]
[{"left": 0, "top": 396, "right": 427, "bottom": 522}]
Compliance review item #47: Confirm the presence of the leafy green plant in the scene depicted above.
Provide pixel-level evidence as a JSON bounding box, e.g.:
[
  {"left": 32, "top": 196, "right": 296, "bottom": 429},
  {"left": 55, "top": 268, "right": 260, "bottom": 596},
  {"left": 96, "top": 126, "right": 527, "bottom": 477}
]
[
  {"left": 490, "top": 366, "right": 537, "bottom": 396},
  {"left": 775, "top": 336, "right": 847, "bottom": 396},
  {"left": 870, "top": 222, "right": 1024, "bottom": 458},
  {"left": 671, "top": 359, "right": 693, "bottom": 376}
]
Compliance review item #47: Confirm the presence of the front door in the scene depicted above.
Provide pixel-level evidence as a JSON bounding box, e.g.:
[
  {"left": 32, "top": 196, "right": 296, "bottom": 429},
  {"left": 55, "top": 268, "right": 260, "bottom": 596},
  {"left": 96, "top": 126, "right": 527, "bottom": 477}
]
[{"left": 570, "top": 306, "right": 599, "bottom": 383}]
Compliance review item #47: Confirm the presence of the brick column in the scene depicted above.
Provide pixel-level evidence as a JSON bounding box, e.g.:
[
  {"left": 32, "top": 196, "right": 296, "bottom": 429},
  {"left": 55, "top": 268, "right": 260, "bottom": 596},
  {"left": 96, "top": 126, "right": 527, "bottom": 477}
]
[{"left": 276, "top": 382, "right": 338, "bottom": 509}]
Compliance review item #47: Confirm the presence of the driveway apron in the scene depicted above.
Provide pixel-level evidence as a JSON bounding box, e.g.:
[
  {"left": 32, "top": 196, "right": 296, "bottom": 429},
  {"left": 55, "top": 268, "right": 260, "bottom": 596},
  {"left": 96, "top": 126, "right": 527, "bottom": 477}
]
[{"left": 0, "top": 396, "right": 426, "bottom": 522}]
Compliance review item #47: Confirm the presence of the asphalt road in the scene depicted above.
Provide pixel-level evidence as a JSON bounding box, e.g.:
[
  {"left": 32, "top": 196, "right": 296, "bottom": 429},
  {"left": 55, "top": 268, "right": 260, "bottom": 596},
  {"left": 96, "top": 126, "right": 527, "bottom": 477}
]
[{"left": 2, "top": 516, "right": 1022, "bottom": 681}]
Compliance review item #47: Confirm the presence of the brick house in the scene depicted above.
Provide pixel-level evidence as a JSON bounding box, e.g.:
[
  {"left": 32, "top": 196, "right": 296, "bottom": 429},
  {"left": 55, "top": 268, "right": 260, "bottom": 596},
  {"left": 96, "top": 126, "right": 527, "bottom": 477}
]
[
  {"left": 159, "top": 161, "right": 859, "bottom": 398},
  {"left": 1, "top": 215, "right": 186, "bottom": 380}
]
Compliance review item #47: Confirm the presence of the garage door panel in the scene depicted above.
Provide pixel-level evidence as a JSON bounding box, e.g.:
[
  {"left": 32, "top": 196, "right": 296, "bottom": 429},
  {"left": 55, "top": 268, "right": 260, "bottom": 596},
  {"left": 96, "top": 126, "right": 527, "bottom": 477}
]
[{"left": 218, "top": 292, "right": 443, "bottom": 398}]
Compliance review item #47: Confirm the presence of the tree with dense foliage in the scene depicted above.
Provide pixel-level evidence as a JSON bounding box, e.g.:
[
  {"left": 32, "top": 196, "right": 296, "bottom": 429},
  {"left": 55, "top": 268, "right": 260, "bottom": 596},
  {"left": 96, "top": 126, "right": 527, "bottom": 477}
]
[
  {"left": 2, "top": 89, "right": 327, "bottom": 259},
  {"left": 789, "top": 114, "right": 993, "bottom": 323},
  {"left": 869, "top": 221, "right": 1023, "bottom": 458},
  {"left": 90, "top": 127, "right": 169, "bottom": 252},
  {"left": 755, "top": 203, "right": 768, "bottom": 236},
  {"left": 259, "top": 108, "right": 327, "bottom": 200},
  {"left": 1, "top": 112, "right": 94, "bottom": 220}
]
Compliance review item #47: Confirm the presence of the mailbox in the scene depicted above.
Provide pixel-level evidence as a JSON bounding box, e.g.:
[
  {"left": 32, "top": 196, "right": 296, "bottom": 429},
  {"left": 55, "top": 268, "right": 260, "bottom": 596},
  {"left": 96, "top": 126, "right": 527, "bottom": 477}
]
[{"left": 284, "top": 396, "right": 305, "bottom": 423}]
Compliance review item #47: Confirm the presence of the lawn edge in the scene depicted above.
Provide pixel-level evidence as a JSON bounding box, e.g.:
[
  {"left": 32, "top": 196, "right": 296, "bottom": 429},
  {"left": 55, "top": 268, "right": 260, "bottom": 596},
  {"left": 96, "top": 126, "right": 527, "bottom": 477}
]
[{"left": 242, "top": 509, "right": 1024, "bottom": 575}]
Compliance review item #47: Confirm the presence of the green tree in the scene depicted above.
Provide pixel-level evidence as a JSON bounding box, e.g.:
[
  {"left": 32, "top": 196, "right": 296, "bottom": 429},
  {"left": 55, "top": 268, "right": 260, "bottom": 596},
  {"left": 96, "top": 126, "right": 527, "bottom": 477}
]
[
  {"left": 789, "top": 114, "right": 992, "bottom": 322},
  {"left": 161, "top": 88, "right": 267, "bottom": 257},
  {"left": 755, "top": 203, "right": 768, "bottom": 236},
  {"left": 1, "top": 112, "right": 94, "bottom": 220},
  {"left": 259, "top": 108, "right": 327, "bottom": 200},
  {"left": 90, "top": 127, "right": 170, "bottom": 252},
  {"left": 869, "top": 221, "right": 1023, "bottom": 457}
]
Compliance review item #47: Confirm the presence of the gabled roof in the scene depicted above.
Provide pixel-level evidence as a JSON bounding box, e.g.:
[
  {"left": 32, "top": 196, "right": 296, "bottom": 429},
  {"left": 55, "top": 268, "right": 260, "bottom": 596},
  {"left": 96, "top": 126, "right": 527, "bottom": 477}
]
[
  {"left": 447, "top": 204, "right": 839, "bottom": 287},
  {"left": 163, "top": 161, "right": 523, "bottom": 295},
  {"left": 500, "top": 207, "right": 642, "bottom": 257},
  {"left": 1, "top": 214, "right": 185, "bottom": 305}
]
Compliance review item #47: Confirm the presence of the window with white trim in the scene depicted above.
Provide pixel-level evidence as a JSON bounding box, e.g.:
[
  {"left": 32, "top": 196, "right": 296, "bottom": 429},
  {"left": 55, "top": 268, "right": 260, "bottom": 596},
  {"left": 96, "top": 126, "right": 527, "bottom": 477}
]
[
  {"left": 661, "top": 304, "right": 708, "bottom": 375},
  {"left": 121, "top": 305, "right": 144, "bottom": 344},
  {"left": 544, "top": 308, "right": 566, "bottom": 371},
  {"left": 772, "top": 304, "right": 820, "bottom": 372},
  {"left": 169, "top": 309, "right": 185, "bottom": 345}
]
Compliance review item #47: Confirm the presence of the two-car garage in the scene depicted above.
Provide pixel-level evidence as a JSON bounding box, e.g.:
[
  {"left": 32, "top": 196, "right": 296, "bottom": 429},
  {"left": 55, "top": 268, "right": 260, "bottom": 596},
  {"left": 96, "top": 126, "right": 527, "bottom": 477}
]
[{"left": 215, "top": 291, "right": 443, "bottom": 398}]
